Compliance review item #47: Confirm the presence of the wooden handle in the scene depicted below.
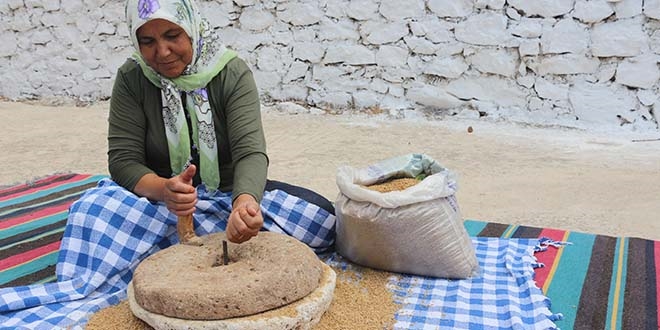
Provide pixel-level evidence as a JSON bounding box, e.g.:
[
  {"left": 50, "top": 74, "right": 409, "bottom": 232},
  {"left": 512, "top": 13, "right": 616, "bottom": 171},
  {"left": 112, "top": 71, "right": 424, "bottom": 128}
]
[{"left": 177, "top": 214, "right": 202, "bottom": 245}]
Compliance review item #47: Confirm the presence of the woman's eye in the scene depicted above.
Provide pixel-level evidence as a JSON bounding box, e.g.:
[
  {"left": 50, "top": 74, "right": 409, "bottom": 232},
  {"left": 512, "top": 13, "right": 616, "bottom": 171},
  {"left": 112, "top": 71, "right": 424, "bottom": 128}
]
[
  {"left": 166, "top": 33, "right": 181, "bottom": 40},
  {"left": 138, "top": 37, "right": 154, "bottom": 45}
]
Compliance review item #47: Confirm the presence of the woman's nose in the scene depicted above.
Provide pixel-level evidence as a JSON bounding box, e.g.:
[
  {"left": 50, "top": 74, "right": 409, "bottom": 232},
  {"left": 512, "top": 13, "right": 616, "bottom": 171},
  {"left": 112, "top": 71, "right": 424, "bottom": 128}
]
[{"left": 155, "top": 41, "right": 171, "bottom": 58}]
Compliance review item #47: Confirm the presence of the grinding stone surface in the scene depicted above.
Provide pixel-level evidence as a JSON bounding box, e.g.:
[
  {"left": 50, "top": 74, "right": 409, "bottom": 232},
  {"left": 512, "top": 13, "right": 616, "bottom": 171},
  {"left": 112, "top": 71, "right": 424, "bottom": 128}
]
[
  {"left": 131, "top": 232, "right": 323, "bottom": 320},
  {"left": 128, "top": 262, "right": 336, "bottom": 330}
]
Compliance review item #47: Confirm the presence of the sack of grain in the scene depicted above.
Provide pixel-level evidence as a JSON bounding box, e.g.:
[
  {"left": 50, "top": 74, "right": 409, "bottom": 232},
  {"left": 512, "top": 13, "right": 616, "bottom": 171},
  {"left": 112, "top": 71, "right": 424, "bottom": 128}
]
[{"left": 334, "top": 153, "right": 479, "bottom": 278}]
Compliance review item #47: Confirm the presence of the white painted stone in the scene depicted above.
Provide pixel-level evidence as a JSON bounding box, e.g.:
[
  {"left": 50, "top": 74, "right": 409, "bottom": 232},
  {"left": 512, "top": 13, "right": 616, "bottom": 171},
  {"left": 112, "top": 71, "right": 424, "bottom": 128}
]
[
  {"left": 376, "top": 45, "right": 408, "bottom": 67},
  {"left": 423, "top": 56, "right": 469, "bottom": 79},
  {"left": 435, "top": 42, "right": 465, "bottom": 57},
  {"left": 323, "top": 44, "right": 375, "bottom": 65},
  {"left": 507, "top": 0, "right": 575, "bottom": 18},
  {"left": 410, "top": 22, "right": 425, "bottom": 37},
  {"left": 292, "top": 42, "right": 325, "bottom": 63},
  {"left": 10, "top": 11, "right": 33, "bottom": 32},
  {"left": 536, "top": 54, "right": 600, "bottom": 75},
  {"left": 94, "top": 21, "right": 116, "bottom": 36},
  {"left": 381, "top": 67, "right": 415, "bottom": 83},
  {"left": 597, "top": 63, "right": 617, "bottom": 82},
  {"left": 253, "top": 70, "right": 282, "bottom": 90},
  {"left": 43, "top": 0, "right": 60, "bottom": 11},
  {"left": 256, "top": 46, "right": 287, "bottom": 72},
  {"left": 277, "top": 2, "right": 323, "bottom": 26},
  {"left": 409, "top": 18, "right": 454, "bottom": 43},
  {"left": 318, "top": 19, "right": 359, "bottom": 41},
  {"left": 535, "top": 77, "right": 569, "bottom": 101},
  {"left": 455, "top": 13, "right": 509, "bottom": 46},
  {"left": 314, "top": 91, "right": 353, "bottom": 108},
  {"left": 324, "top": 1, "right": 346, "bottom": 19},
  {"left": 650, "top": 30, "right": 660, "bottom": 54},
  {"left": 7, "top": 0, "right": 24, "bottom": 10},
  {"left": 292, "top": 28, "right": 316, "bottom": 42},
  {"left": 528, "top": 96, "right": 546, "bottom": 111},
  {"left": 569, "top": 80, "right": 638, "bottom": 125},
  {"left": 239, "top": 8, "right": 275, "bottom": 31},
  {"left": 573, "top": 0, "right": 614, "bottom": 23},
  {"left": 382, "top": 94, "right": 414, "bottom": 110},
  {"left": 31, "top": 29, "right": 53, "bottom": 45},
  {"left": 509, "top": 18, "right": 545, "bottom": 38},
  {"left": 591, "top": 19, "right": 647, "bottom": 57},
  {"left": 274, "top": 102, "right": 310, "bottom": 114},
  {"left": 637, "top": 89, "right": 658, "bottom": 106},
  {"left": 446, "top": 76, "right": 528, "bottom": 107},
  {"left": 612, "top": 0, "right": 642, "bottom": 18},
  {"left": 615, "top": 54, "right": 660, "bottom": 89},
  {"left": 541, "top": 19, "right": 589, "bottom": 55},
  {"left": 40, "top": 11, "right": 66, "bottom": 27},
  {"left": 369, "top": 78, "right": 389, "bottom": 93},
  {"left": 406, "top": 82, "right": 464, "bottom": 109},
  {"left": 0, "top": 33, "right": 18, "bottom": 57},
  {"left": 379, "top": 0, "right": 425, "bottom": 20},
  {"left": 200, "top": 3, "right": 232, "bottom": 28},
  {"left": 519, "top": 39, "right": 540, "bottom": 56},
  {"left": 404, "top": 36, "right": 438, "bottom": 55},
  {"left": 284, "top": 61, "right": 309, "bottom": 82},
  {"left": 24, "top": 0, "right": 43, "bottom": 8},
  {"left": 346, "top": 0, "right": 378, "bottom": 21},
  {"left": 75, "top": 15, "right": 98, "bottom": 35},
  {"left": 428, "top": 0, "right": 473, "bottom": 17},
  {"left": 272, "top": 27, "right": 295, "bottom": 46},
  {"left": 388, "top": 84, "right": 405, "bottom": 97},
  {"left": 221, "top": 28, "right": 270, "bottom": 52},
  {"left": 234, "top": 0, "right": 256, "bottom": 6},
  {"left": 353, "top": 89, "right": 382, "bottom": 108},
  {"left": 645, "top": 0, "right": 660, "bottom": 19},
  {"left": 361, "top": 21, "right": 409, "bottom": 45},
  {"left": 506, "top": 7, "right": 522, "bottom": 20},
  {"left": 476, "top": 0, "right": 505, "bottom": 10},
  {"left": 516, "top": 75, "right": 536, "bottom": 88},
  {"left": 469, "top": 48, "right": 519, "bottom": 77},
  {"left": 274, "top": 84, "right": 310, "bottom": 101}
]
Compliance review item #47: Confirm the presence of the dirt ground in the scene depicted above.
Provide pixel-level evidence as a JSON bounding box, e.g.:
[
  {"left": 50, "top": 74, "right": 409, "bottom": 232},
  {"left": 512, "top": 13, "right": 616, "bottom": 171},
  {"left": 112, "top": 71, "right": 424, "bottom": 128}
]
[{"left": 1, "top": 100, "right": 659, "bottom": 240}]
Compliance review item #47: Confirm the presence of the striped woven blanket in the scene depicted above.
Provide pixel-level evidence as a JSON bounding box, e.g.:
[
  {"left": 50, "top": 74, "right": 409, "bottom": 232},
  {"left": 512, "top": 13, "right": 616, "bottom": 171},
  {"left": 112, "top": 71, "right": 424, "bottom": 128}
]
[
  {"left": 0, "top": 174, "right": 658, "bottom": 329},
  {"left": 0, "top": 174, "right": 105, "bottom": 287}
]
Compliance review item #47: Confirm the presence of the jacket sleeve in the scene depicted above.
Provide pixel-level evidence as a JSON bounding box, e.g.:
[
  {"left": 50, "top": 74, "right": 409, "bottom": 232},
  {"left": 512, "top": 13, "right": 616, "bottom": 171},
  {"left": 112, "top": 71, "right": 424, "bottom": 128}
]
[
  {"left": 107, "top": 64, "right": 156, "bottom": 191},
  {"left": 222, "top": 58, "right": 269, "bottom": 202}
]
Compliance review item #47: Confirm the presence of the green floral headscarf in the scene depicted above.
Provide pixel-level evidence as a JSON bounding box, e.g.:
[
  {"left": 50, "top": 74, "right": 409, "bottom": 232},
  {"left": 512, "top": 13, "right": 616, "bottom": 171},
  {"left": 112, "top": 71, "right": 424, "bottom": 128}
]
[{"left": 125, "top": 0, "right": 236, "bottom": 190}]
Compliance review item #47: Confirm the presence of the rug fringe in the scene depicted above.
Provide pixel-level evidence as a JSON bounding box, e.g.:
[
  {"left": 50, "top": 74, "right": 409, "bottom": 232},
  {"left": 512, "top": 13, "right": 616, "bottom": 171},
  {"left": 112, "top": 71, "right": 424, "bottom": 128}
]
[{"left": 535, "top": 237, "right": 572, "bottom": 253}]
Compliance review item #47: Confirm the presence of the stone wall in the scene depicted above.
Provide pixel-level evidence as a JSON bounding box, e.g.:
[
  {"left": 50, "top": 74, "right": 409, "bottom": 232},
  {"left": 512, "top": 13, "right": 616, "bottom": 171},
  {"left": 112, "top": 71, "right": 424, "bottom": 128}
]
[{"left": 2, "top": 0, "right": 660, "bottom": 131}]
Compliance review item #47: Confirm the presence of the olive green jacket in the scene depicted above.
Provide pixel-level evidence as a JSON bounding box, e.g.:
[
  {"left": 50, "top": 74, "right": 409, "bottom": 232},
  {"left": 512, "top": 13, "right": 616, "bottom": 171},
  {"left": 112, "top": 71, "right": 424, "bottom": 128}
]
[{"left": 107, "top": 57, "right": 268, "bottom": 202}]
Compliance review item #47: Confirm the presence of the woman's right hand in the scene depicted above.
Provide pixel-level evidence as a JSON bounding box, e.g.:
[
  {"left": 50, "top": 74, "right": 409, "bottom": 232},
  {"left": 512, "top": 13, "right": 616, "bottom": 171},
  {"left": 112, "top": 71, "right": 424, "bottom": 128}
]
[{"left": 163, "top": 165, "right": 198, "bottom": 216}]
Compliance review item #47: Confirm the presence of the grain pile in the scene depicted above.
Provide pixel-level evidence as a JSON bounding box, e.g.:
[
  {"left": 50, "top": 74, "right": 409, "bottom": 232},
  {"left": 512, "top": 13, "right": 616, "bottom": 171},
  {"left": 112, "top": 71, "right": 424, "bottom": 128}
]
[
  {"left": 86, "top": 300, "right": 152, "bottom": 330},
  {"left": 315, "top": 265, "right": 399, "bottom": 330},
  {"left": 363, "top": 177, "right": 421, "bottom": 193}
]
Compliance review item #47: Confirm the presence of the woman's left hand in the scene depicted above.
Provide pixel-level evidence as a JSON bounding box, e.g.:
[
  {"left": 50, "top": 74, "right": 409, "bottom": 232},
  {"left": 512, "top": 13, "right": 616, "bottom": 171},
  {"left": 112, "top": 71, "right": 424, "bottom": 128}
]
[{"left": 226, "top": 194, "right": 263, "bottom": 243}]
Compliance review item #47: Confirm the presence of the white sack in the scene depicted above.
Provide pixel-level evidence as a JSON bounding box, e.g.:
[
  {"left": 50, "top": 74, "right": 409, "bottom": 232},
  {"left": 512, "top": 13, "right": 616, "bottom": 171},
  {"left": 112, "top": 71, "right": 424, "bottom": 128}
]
[{"left": 335, "top": 154, "right": 479, "bottom": 278}]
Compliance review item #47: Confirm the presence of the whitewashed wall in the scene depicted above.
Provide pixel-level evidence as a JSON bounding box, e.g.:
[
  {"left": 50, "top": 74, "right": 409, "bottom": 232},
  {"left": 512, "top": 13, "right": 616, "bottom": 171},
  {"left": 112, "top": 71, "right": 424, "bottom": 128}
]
[{"left": 2, "top": 0, "right": 660, "bottom": 131}]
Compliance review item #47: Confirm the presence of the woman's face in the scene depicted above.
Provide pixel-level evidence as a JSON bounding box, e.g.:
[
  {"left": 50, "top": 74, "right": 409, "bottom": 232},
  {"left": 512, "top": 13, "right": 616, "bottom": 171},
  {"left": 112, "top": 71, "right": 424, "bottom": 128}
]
[{"left": 136, "top": 19, "right": 193, "bottom": 78}]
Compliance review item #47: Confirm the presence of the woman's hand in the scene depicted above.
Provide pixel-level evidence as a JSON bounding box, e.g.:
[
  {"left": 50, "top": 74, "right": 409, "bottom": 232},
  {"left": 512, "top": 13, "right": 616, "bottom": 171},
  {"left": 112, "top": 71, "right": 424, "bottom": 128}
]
[
  {"left": 226, "top": 193, "right": 263, "bottom": 243},
  {"left": 163, "top": 165, "right": 197, "bottom": 216}
]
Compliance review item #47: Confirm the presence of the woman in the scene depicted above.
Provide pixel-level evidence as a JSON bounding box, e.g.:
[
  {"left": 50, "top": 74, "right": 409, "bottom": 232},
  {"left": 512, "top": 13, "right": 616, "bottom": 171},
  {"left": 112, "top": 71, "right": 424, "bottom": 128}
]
[
  {"left": 0, "top": 0, "right": 335, "bottom": 328},
  {"left": 101, "top": 0, "right": 335, "bottom": 248}
]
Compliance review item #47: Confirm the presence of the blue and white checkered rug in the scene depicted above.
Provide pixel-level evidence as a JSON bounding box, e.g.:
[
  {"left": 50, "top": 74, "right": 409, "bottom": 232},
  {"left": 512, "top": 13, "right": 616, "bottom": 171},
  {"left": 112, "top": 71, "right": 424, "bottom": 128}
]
[
  {"left": 325, "top": 237, "right": 561, "bottom": 330},
  {"left": 0, "top": 178, "right": 335, "bottom": 329}
]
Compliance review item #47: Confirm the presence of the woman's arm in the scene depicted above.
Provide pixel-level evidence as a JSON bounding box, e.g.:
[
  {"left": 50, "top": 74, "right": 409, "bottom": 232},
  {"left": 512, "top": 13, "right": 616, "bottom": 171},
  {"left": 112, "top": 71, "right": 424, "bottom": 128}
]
[{"left": 222, "top": 58, "right": 269, "bottom": 203}]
